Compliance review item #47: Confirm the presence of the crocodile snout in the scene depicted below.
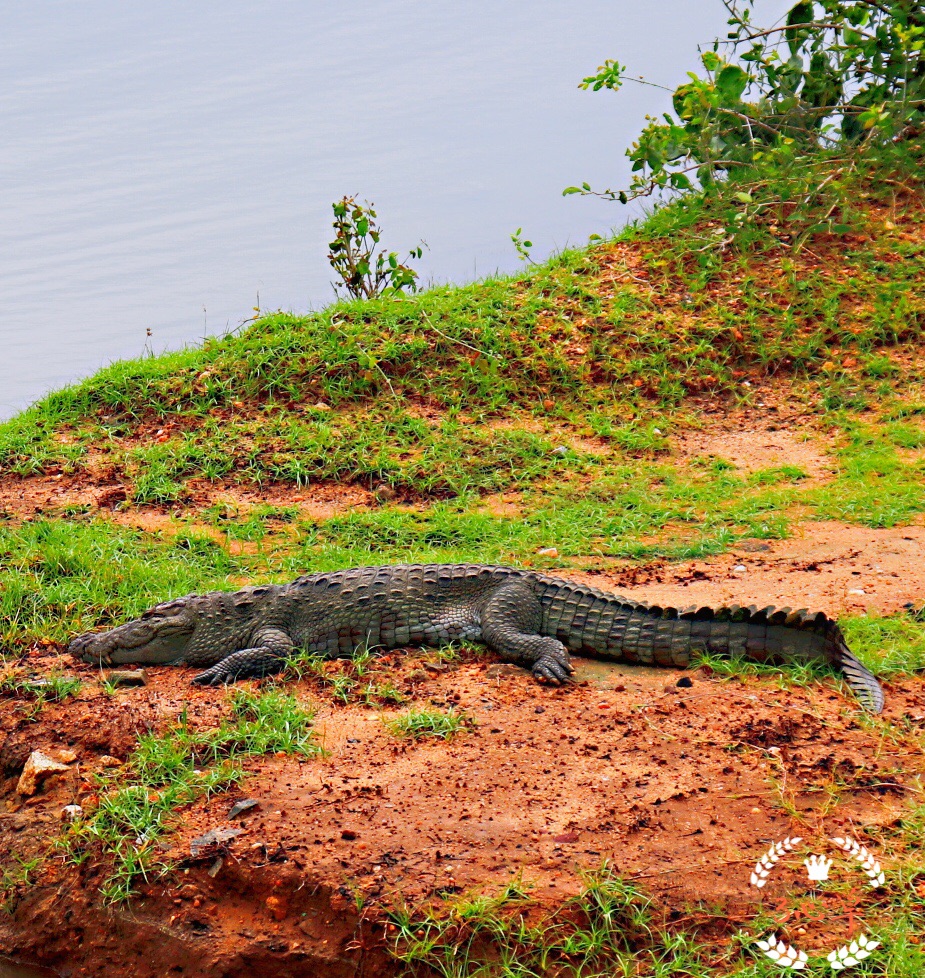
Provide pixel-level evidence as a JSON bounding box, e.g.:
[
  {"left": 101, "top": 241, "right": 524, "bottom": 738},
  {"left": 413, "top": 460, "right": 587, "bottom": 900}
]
[{"left": 68, "top": 631, "right": 114, "bottom": 666}]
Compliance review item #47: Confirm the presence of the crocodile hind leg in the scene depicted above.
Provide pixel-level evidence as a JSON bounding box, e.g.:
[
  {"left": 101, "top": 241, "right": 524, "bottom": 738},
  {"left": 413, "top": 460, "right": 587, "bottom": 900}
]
[
  {"left": 480, "top": 582, "right": 574, "bottom": 684},
  {"left": 191, "top": 627, "right": 295, "bottom": 685}
]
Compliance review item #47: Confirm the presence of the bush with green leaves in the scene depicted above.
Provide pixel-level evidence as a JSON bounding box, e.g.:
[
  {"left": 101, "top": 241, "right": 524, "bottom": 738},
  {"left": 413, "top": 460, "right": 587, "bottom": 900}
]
[
  {"left": 567, "top": 0, "right": 924, "bottom": 238},
  {"left": 327, "top": 195, "right": 424, "bottom": 299}
]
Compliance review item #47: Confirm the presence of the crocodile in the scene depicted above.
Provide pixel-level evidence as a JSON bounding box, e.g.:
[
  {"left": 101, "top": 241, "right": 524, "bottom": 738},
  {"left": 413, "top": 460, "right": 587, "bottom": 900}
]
[{"left": 68, "top": 563, "right": 885, "bottom": 711}]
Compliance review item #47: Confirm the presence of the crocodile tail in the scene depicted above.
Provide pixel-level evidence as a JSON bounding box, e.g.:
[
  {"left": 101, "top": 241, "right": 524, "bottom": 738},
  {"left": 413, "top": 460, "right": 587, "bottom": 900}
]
[
  {"left": 830, "top": 630, "right": 885, "bottom": 713},
  {"left": 533, "top": 577, "right": 885, "bottom": 711},
  {"left": 730, "top": 608, "right": 885, "bottom": 714}
]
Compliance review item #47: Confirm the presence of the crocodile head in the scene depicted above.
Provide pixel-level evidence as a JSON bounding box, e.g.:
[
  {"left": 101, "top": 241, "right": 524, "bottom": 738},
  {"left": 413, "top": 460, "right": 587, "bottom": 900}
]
[{"left": 68, "top": 596, "right": 200, "bottom": 666}]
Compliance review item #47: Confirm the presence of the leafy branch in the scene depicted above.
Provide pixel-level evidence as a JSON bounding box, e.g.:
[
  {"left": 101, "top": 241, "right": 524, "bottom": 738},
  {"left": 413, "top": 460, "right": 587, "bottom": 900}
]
[
  {"left": 328, "top": 196, "right": 424, "bottom": 300},
  {"left": 565, "top": 0, "right": 925, "bottom": 230}
]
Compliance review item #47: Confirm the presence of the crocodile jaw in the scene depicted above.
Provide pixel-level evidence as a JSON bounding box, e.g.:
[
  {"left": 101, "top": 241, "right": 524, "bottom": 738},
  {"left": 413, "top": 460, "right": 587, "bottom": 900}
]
[{"left": 68, "top": 600, "right": 197, "bottom": 666}]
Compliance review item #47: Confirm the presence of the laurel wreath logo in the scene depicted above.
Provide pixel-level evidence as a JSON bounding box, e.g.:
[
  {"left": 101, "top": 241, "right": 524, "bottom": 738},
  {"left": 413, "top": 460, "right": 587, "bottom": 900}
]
[
  {"left": 826, "top": 934, "right": 881, "bottom": 971},
  {"left": 749, "top": 835, "right": 802, "bottom": 888},
  {"left": 830, "top": 836, "right": 886, "bottom": 888},
  {"left": 746, "top": 834, "right": 887, "bottom": 972},
  {"left": 756, "top": 936, "right": 809, "bottom": 970}
]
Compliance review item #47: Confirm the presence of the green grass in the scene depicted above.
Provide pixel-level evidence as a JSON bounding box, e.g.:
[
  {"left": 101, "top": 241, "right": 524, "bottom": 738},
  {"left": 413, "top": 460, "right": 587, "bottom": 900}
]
[
  {"left": 0, "top": 671, "right": 81, "bottom": 702},
  {"left": 388, "top": 857, "right": 925, "bottom": 977},
  {"left": 841, "top": 613, "right": 925, "bottom": 675},
  {"left": 1, "top": 158, "right": 923, "bottom": 506},
  {"left": 384, "top": 707, "right": 470, "bottom": 740},
  {"left": 63, "top": 687, "right": 323, "bottom": 902},
  {"left": 1, "top": 855, "right": 44, "bottom": 914},
  {"left": 0, "top": 670, "right": 82, "bottom": 720},
  {"left": 388, "top": 867, "right": 708, "bottom": 977}
]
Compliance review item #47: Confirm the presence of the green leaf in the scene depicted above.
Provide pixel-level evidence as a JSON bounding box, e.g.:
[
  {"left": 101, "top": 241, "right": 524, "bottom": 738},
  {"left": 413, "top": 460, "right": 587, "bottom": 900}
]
[
  {"left": 701, "top": 51, "right": 722, "bottom": 72},
  {"left": 562, "top": 186, "right": 583, "bottom": 196},
  {"left": 786, "top": 2, "right": 814, "bottom": 29},
  {"left": 716, "top": 64, "right": 748, "bottom": 101}
]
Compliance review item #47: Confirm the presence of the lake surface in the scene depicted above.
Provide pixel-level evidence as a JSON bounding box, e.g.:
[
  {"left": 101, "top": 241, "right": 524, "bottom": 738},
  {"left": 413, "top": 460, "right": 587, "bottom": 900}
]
[{"left": 0, "top": 1, "right": 788, "bottom": 420}]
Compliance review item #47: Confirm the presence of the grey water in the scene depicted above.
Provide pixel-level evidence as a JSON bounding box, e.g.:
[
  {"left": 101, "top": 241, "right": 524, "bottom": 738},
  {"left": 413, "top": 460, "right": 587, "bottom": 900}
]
[{"left": 0, "top": 1, "right": 789, "bottom": 421}]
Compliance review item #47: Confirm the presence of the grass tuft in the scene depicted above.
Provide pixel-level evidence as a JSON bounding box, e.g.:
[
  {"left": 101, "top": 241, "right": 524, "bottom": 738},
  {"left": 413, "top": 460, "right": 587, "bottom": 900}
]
[{"left": 385, "top": 707, "right": 470, "bottom": 740}]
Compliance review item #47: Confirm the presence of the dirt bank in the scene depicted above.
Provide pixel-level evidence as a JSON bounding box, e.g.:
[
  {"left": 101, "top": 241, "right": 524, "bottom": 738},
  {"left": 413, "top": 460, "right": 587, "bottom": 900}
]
[{"left": 2, "top": 588, "right": 923, "bottom": 975}]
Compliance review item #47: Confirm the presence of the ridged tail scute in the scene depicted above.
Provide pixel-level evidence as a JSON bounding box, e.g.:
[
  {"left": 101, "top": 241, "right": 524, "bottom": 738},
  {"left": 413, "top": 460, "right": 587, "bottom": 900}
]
[
  {"left": 670, "top": 602, "right": 885, "bottom": 713},
  {"left": 536, "top": 577, "right": 885, "bottom": 713},
  {"left": 832, "top": 635, "right": 885, "bottom": 713}
]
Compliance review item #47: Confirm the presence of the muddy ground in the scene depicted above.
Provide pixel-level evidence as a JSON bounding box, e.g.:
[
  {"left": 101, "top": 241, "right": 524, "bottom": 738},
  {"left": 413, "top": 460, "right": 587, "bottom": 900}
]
[{"left": 2, "top": 415, "right": 925, "bottom": 976}]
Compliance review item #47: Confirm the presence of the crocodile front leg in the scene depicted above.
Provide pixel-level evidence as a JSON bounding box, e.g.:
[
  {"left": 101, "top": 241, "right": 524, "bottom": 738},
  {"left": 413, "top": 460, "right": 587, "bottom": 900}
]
[
  {"left": 481, "top": 582, "right": 574, "bottom": 684},
  {"left": 191, "top": 627, "right": 294, "bottom": 686}
]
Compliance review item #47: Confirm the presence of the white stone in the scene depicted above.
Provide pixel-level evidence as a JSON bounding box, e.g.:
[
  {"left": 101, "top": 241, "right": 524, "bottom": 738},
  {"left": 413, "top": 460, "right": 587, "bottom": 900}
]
[{"left": 17, "top": 750, "right": 71, "bottom": 796}]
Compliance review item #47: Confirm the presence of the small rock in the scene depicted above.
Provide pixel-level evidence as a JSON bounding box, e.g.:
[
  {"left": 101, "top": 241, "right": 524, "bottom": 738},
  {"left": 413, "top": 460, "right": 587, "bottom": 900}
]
[
  {"left": 61, "top": 804, "right": 83, "bottom": 821},
  {"left": 105, "top": 669, "right": 148, "bottom": 688},
  {"left": 423, "top": 661, "right": 449, "bottom": 673},
  {"left": 534, "top": 706, "right": 545, "bottom": 714},
  {"left": 551, "top": 446, "right": 569, "bottom": 457},
  {"left": 848, "top": 588, "right": 866, "bottom": 596},
  {"left": 737, "top": 540, "right": 771, "bottom": 553},
  {"left": 536, "top": 547, "right": 559, "bottom": 558},
  {"left": 313, "top": 401, "right": 331, "bottom": 411},
  {"left": 228, "top": 798, "right": 260, "bottom": 819},
  {"left": 340, "top": 828, "right": 358, "bottom": 841},
  {"left": 553, "top": 832, "right": 579, "bottom": 844},
  {"left": 676, "top": 676, "right": 694, "bottom": 688},
  {"left": 97, "top": 755, "right": 122, "bottom": 768},
  {"left": 733, "top": 564, "right": 747, "bottom": 573},
  {"left": 56, "top": 749, "right": 78, "bottom": 764},
  {"left": 266, "top": 895, "right": 288, "bottom": 921},
  {"left": 190, "top": 826, "right": 243, "bottom": 858},
  {"left": 17, "top": 750, "right": 72, "bottom": 796},
  {"left": 486, "top": 664, "right": 521, "bottom": 678},
  {"left": 374, "top": 484, "right": 397, "bottom": 502}
]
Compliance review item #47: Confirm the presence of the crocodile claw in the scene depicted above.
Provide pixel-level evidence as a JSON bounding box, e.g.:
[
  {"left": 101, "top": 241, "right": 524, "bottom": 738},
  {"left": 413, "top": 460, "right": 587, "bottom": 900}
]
[
  {"left": 191, "top": 663, "right": 233, "bottom": 686},
  {"left": 532, "top": 653, "right": 574, "bottom": 686}
]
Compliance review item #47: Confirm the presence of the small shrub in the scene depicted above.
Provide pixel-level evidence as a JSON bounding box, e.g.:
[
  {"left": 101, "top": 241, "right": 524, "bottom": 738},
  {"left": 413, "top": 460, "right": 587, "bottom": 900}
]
[{"left": 328, "top": 196, "right": 423, "bottom": 299}]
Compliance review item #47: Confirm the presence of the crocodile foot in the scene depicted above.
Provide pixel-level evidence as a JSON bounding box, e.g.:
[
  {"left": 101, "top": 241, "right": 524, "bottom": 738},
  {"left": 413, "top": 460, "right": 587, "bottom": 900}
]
[{"left": 532, "top": 650, "right": 574, "bottom": 685}]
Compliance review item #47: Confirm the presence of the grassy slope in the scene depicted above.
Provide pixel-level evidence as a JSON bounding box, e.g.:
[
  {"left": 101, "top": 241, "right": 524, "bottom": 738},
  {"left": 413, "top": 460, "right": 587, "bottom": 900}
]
[
  {"left": 2, "top": 166, "right": 925, "bottom": 974},
  {"left": 2, "top": 172, "right": 925, "bottom": 659}
]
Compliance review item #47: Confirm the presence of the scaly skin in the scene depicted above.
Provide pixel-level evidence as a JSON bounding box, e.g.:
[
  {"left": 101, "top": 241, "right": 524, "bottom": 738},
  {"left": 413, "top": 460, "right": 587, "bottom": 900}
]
[{"left": 68, "top": 563, "right": 885, "bottom": 711}]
